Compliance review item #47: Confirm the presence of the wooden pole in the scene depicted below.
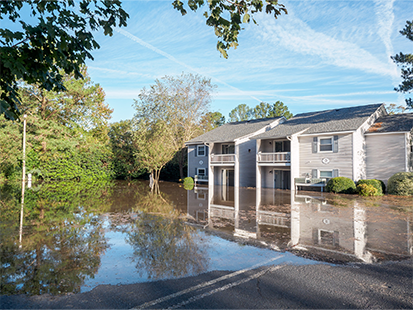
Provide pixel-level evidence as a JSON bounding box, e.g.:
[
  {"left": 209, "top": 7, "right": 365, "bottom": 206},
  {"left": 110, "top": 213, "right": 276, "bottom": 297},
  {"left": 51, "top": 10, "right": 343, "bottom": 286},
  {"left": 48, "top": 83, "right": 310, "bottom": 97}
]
[{"left": 19, "top": 115, "right": 27, "bottom": 248}]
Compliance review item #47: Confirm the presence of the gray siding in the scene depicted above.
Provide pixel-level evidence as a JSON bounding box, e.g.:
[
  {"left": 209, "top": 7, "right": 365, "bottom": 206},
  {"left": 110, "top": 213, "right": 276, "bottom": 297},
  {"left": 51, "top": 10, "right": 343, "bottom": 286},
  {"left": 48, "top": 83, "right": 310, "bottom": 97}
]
[
  {"left": 299, "top": 134, "right": 353, "bottom": 179},
  {"left": 366, "top": 133, "right": 406, "bottom": 182},
  {"left": 187, "top": 144, "right": 209, "bottom": 178},
  {"left": 239, "top": 140, "right": 257, "bottom": 187}
]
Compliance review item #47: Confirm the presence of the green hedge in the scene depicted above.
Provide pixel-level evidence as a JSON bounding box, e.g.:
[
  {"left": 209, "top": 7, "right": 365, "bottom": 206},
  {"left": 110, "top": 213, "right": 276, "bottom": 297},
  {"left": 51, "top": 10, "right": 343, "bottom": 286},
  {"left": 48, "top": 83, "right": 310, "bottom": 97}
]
[
  {"left": 356, "top": 179, "right": 384, "bottom": 196},
  {"left": 357, "top": 183, "right": 378, "bottom": 197},
  {"left": 183, "top": 177, "right": 194, "bottom": 190},
  {"left": 326, "top": 177, "right": 356, "bottom": 194},
  {"left": 388, "top": 172, "right": 413, "bottom": 196}
]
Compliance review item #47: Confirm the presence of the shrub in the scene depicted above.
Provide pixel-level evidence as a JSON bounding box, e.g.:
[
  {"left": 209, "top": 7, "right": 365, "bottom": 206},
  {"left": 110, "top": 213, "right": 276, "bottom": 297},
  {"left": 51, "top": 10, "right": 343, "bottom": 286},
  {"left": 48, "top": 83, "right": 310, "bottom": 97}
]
[
  {"left": 357, "top": 183, "right": 378, "bottom": 197},
  {"left": 356, "top": 179, "right": 384, "bottom": 195},
  {"left": 326, "top": 177, "right": 356, "bottom": 194},
  {"left": 388, "top": 172, "right": 413, "bottom": 196},
  {"left": 183, "top": 177, "right": 194, "bottom": 190}
]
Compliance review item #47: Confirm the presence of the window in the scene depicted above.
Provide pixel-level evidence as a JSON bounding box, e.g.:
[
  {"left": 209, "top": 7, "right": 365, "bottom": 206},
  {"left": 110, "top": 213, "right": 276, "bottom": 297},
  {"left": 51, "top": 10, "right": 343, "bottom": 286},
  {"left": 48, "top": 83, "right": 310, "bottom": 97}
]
[
  {"left": 197, "top": 145, "right": 206, "bottom": 156},
  {"left": 319, "top": 137, "right": 333, "bottom": 152},
  {"left": 319, "top": 170, "right": 333, "bottom": 178},
  {"left": 222, "top": 144, "right": 235, "bottom": 154},
  {"left": 197, "top": 168, "right": 206, "bottom": 177}
]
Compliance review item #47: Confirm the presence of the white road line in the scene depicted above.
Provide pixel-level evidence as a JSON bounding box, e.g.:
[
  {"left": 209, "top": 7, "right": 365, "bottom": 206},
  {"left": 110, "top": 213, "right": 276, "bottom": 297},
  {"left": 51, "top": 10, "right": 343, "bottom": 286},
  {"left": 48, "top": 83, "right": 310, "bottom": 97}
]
[
  {"left": 131, "top": 256, "right": 284, "bottom": 309},
  {"left": 165, "top": 265, "right": 284, "bottom": 309}
]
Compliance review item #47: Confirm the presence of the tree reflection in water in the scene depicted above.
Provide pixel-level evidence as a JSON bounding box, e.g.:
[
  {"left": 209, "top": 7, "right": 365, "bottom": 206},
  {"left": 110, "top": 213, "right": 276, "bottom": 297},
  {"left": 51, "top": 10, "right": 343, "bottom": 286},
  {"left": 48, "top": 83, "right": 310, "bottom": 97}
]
[
  {"left": 125, "top": 188, "right": 209, "bottom": 280},
  {"left": 0, "top": 181, "right": 112, "bottom": 295}
]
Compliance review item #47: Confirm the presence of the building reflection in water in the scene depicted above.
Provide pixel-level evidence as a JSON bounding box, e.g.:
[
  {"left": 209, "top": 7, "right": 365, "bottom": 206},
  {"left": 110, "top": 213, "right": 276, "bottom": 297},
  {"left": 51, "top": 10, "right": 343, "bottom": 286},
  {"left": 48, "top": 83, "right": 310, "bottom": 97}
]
[{"left": 187, "top": 184, "right": 412, "bottom": 263}]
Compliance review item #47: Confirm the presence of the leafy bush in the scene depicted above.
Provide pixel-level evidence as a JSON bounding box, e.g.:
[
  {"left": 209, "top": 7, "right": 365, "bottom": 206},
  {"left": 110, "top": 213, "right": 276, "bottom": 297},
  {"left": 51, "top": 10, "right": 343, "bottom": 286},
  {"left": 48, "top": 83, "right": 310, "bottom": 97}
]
[
  {"left": 326, "top": 177, "right": 356, "bottom": 194},
  {"left": 357, "top": 183, "right": 378, "bottom": 197},
  {"left": 183, "top": 177, "right": 194, "bottom": 190},
  {"left": 356, "top": 179, "right": 384, "bottom": 195},
  {"left": 388, "top": 172, "right": 413, "bottom": 196}
]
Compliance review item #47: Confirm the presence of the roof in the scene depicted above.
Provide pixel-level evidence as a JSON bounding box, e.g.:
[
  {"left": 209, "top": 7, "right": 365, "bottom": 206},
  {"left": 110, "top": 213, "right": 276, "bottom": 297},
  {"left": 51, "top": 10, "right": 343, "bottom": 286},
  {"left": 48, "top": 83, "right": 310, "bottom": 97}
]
[
  {"left": 255, "top": 103, "right": 384, "bottom": 139},
  {"left": 185, "top": 117, "right": 283, "bottom": 144},
  {"left": 367, "top": 113, "right": 413, "bottom": 133}
]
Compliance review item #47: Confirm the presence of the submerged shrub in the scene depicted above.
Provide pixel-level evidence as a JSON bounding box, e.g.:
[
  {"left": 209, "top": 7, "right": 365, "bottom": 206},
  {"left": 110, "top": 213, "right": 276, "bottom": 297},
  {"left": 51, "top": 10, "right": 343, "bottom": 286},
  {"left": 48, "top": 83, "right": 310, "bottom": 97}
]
[
  {"left": 356, "top": 179, "right": 384, "bottom": 195},
  {"left": 357, "top": 183, "right": 378, "bottom": 197},
  {"left": 183, "top": 177, "right": 194, "bottom": 190},
  {"left": 326, "top": 177, "right": 356, "bottom": 194},
  {"left": 388, "top": 172, "right": 413, "bottom": 196}
]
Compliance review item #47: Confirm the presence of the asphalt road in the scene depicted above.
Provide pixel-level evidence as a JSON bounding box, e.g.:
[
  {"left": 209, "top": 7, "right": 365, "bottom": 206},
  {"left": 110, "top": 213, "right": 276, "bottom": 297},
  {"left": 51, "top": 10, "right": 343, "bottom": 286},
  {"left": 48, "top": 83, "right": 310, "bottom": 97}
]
[{"left": 1, "top": 259, "right": 412, "bottom": 309}]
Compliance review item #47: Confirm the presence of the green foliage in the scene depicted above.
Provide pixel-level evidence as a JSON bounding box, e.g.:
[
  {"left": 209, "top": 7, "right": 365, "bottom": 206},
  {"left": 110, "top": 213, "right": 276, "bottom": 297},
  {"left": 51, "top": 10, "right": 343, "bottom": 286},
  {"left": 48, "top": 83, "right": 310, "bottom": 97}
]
[
  {"left": 183, "top": 177, "right": 194, "bottom": 190},
  {"left": 173, "top": 0, "right": 287, "bottom": 58},
  {"left": 201, "top": 111, "right": 226, "bottom": 131},
  {"left": 356, "top": 179, "right": 384, "bottom": 195},
  {"left": 392, "top": 20, "right": 413, "bottom": 109},
  {"left": 109, "top": 120, "right": 145, "bottom": 179},
  {"left": 0, "top": 67, "right": 115, "bottom": 181},
  {"left": 229, "top": 104, "right": 252, "bottom": 122},
  {"left": 326, "top": 177, "right": 356, "bottom": 194},
  {"left": 133, "top": 73, "right": 216, "bottom": 180},
  {"left": 357, "top": 183, "right": 378, "bottom": 197},
  {"left": 229, "top": 101, "right": 293, "bottom": 122},
  {"left": 0, "top": 0, "right": 128, "bottom": 120},
  {"left": 388, "top": 172, "right": 413, "bottom": 196}
]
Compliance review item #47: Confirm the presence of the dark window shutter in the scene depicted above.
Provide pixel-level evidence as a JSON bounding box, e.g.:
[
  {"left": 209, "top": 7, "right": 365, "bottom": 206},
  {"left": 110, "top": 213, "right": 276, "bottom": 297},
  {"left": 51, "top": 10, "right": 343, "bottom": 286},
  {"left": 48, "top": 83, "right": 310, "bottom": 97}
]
[
  {"left": 312, "top": 137, "right": 318, "bottom": 153},
  {"left": 312, "top": 169, "right": 318, "bottom": 178},
  {"left": 333, "top": 169, "right": 339, "bottom": 177},
  {"left": 194, "top": 146, "right": 197, "bottom": 157},
  {"left": 333, "top": 136, "right": 338, "bottom": 153},
  {"left": 312, "top": 228, "right": 319, "bottom": 245}
]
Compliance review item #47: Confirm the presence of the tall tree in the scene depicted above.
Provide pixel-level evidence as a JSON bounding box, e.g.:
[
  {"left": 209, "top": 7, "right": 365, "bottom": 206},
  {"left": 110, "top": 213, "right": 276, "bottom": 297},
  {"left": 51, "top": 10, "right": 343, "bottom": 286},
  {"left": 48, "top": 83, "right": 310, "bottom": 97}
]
[
  {"left": 133, "top": 73, "right": 216, "bottom": 180},
  {"left": 0, "top": 0, "right": 128, "bottom": 120},
  {"left": 200, "top": 111, "right": 226, "bottom": 131},
  {"left": 228, "top": 104, "right": 252, "bottom": 122},
  {"left": 392, "top": 20, "right": 413, "bottom": 109},
  {"left": 267, "top": 101, "right": 293, "bottom": 119}
]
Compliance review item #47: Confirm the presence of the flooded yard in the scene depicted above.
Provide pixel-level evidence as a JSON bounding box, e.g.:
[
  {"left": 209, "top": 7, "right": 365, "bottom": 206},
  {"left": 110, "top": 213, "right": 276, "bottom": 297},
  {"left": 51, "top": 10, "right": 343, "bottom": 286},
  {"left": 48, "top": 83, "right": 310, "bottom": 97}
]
[{"left": 1, "top": 180, "right": 412, "bottom": 296}]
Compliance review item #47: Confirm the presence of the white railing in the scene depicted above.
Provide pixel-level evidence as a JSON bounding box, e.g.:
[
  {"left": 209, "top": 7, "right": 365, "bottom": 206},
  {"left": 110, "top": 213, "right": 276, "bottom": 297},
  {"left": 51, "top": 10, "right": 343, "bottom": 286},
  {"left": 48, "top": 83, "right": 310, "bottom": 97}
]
[
  {"left": 210, "top": 153, "right": 236, "bottom": 164},
  {"left": 194, "top": 175, "right": 208, "bottom": 182},
  {"left": 257, "top": 152, "right": 291, "bottom": 163}
]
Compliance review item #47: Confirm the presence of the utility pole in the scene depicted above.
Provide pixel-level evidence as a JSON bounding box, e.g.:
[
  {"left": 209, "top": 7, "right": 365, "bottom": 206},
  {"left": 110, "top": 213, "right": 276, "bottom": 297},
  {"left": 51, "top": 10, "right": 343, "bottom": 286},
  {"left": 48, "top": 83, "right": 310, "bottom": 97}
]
[{"left": 19, "top": 114, "right": 27, "bottom": 247}]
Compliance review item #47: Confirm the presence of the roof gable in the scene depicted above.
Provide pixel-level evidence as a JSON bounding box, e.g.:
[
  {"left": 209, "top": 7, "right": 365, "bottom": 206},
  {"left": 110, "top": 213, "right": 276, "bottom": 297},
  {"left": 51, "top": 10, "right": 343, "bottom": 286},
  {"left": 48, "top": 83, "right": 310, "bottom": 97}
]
[
  {"left": 185, "top": 117, "right": 283, "bottom": 144},
  {"left": 255, "top": 103, "right": 384, "bottom": 139}
]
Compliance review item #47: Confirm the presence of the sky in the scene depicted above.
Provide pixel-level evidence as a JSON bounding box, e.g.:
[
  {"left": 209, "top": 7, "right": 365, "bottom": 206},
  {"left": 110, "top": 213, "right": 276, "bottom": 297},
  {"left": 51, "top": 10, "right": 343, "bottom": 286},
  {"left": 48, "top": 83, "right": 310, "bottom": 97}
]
[{"left": 84, "top": 0, "right": 413, "bottom": 123}]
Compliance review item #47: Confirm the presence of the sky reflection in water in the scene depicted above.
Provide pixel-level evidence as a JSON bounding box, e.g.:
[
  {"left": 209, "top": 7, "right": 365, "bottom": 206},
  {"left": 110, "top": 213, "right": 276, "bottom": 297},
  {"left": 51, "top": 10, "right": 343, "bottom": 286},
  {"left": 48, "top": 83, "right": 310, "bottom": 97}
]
[{"left": 0, "top": 180, "right": 411, "bottom": 296}]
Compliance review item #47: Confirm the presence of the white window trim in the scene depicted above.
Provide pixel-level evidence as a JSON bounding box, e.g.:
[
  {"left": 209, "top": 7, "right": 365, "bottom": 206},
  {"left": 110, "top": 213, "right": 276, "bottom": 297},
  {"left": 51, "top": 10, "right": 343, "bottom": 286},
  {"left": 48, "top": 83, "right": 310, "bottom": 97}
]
[
  {"left": 197, "top": 145, "right": 206, "bottom": 157},
  {"left": 196, "top": 192, "right": 206, "bottom": 200},
  {"left": 196, "top": 168, "right": 206, "bottom": 176},
  {"left": 318, "top": 136, "right": 333, "bottom": 153}
]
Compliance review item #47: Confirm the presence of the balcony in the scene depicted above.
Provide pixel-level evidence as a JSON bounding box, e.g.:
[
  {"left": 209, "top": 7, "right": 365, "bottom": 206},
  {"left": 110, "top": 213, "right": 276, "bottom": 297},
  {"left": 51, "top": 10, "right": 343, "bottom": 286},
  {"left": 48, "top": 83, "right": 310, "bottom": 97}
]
[
  {"left": 257, "top": 152, "right": 291, "bottom": 165},
  {"left": 210, "top": 153, "right": 235, "bottom": 165}
]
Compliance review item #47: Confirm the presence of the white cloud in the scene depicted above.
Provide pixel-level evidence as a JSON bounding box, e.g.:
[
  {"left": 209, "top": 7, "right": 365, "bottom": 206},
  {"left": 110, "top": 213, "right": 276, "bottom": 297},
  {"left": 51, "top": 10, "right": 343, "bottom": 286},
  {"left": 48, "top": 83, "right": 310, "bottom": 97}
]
[
  {"left": 374, "top": 0, "right": 395, "bottom": 60},
  {"left": 257, "top": 13, "right": 398, "bottom": 78}
]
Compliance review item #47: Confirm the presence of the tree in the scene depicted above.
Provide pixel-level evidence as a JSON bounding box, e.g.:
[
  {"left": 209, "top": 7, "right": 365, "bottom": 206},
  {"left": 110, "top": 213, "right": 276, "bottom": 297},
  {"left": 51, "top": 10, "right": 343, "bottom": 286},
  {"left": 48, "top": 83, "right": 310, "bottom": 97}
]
[
  {"left": 228, "top": 104, "right": 252, "bottom": 122},
  {"left": 200, "top": 111, "right": 226, "bottom": 131},
  {"left": 133, "top": 120, "right": 178, "bottom": 192},
  {"left": 266, "top": 100, "right": 293, "bottom": 119},
  {"left": 0, "top": 0, "right": 129, "bottom": 120},
  {"left": 173, "top": 0, "right": 287, "bottom": 58},
  {"left": 386, "top": 103, "right": 406, "bottom": 115},
  {"left": 0, "top": 67, "right": 114, "bottom": 181},
  {"left": 109, "top": 120, "right": 144, "bottom": 180},
  {"left": 392, "top": 20, "right": 413, "bottom": 109},
  {"left": 133, "top": 73, "right": 216, "bottom": 180}
]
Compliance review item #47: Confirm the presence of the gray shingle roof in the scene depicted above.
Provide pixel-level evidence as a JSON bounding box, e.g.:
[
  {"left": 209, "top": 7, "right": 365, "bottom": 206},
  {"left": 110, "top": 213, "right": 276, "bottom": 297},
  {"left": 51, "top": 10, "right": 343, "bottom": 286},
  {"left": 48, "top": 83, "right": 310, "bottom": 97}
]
[
  {"left": 367, "top": 113, "right": 413, "bottom": 133},
  {"left": 186, "top": 117, "right": 283, "bottom": 144},
  {"left": 255, "top": 103, "right": 384, "bottom": 139}
]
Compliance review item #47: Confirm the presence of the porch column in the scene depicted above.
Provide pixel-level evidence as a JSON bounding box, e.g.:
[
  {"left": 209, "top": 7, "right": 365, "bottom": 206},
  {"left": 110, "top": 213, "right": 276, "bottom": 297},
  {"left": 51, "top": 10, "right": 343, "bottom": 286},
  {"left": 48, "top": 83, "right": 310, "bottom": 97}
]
[{"left": 290, "top": 134, "right": 300, "bottom": 191}]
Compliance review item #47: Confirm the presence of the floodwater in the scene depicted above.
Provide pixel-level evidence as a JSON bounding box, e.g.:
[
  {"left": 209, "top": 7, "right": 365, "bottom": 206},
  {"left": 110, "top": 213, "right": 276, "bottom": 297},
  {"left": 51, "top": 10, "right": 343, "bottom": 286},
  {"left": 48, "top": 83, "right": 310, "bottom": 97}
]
[{"left": 0, "top": 180, "right": 411, "bottom": 296}]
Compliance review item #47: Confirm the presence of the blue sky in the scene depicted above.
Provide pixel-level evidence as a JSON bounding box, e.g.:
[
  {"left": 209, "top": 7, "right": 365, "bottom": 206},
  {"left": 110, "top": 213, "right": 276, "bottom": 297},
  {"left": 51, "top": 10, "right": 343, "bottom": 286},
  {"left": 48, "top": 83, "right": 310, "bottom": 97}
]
[{"left": 85, "top": 0, "right": 412, "bottom": 123}]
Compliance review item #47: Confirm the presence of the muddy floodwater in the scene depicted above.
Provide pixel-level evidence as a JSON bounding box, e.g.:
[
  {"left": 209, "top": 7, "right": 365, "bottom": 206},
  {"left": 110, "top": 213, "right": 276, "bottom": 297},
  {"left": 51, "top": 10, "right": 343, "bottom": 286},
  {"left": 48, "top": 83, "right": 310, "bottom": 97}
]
[{"left": 0, "top": 180, "right": 412, "bottom": 296}]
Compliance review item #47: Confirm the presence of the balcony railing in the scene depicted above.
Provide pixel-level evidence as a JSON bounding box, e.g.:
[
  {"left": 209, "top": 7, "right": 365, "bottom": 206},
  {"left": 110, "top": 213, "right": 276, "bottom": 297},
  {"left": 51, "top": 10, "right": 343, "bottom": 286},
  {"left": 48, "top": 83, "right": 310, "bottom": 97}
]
[
  {"left": 194, "top": 175, "right": 208, "bottom": 182},
  {"left": 257, "top": 152, "right": 290, "bottom": 163},
  {"left": 210, "top": 153, "right": 236, "bottom": 164}
]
